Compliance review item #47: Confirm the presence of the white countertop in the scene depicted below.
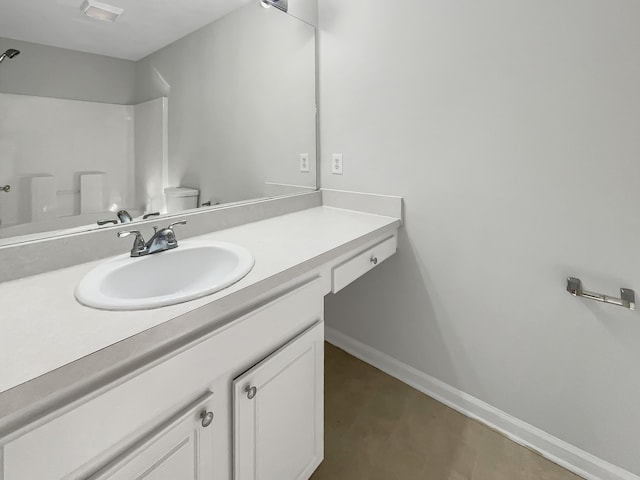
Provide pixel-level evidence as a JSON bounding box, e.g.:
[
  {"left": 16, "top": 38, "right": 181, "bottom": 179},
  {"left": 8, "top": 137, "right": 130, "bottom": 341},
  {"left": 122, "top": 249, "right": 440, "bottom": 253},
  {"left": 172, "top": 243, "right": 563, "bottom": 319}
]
[{"left": 0, "top": 206, "right": 399, "bottom": 400}]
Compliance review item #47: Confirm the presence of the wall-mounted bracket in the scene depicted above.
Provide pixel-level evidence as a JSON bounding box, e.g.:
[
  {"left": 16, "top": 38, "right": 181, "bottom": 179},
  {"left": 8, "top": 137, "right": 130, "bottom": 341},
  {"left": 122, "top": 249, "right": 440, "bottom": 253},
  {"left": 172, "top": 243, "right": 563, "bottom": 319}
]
[{"left": 566, "top": 277, "right": 635, "bottom": 310}]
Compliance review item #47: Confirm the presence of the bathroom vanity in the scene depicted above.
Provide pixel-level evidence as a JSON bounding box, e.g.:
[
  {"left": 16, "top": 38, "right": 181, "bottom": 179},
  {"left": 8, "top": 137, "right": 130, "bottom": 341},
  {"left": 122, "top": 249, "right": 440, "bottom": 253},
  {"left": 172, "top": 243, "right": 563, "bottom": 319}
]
[
  {"left": 0, "top": 194, "right": 401, "bottom": 479},
  {"left": 0, "top": 1, "right": 378, "bottom": 477}
]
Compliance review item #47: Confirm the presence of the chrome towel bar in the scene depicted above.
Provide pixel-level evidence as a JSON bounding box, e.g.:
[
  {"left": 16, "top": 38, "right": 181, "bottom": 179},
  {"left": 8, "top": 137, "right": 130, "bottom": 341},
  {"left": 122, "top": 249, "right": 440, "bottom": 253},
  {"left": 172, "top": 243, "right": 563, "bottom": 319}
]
[{"left": 566, "top": 277, "right": 635, "bottom": 310}]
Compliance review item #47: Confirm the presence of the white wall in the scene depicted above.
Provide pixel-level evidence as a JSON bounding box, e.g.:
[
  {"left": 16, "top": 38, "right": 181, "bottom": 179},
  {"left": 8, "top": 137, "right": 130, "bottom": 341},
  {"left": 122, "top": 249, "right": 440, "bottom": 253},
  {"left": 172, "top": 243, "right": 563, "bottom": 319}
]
[
  {"left": 134, "top": 98, "right": 168, "bottom": 214},
  {"left": 135, "top": 2, "right": 316, "bottom": 205},
  {"left": 289, "top": 0, "right": 318, "bottom": 26},
  {"left": 0, "top": 37, "right": 136, "bottom": 105},
  {"left": 319, "top": 0, "right": 640, "bottom": 475},
  {"left": 0, "top": 93, "right": 135, "bottom": 227}
]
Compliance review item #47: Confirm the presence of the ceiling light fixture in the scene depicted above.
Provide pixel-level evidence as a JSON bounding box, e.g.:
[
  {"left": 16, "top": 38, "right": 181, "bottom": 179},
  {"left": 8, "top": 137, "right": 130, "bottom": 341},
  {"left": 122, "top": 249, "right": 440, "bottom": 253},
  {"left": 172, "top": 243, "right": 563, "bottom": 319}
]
[{"left": 81, "top": 0, "right": 124, "bottom": 22}]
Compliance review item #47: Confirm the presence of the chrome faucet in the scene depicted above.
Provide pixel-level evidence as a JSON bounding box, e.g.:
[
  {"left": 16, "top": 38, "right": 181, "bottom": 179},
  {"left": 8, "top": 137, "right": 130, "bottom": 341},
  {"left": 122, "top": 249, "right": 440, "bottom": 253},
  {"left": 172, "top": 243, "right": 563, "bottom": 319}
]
[
  {"left": 99, "top": 209, "right": 139, "bottom": 227},
  {"left": 117, "top": 210, "right": 133, "bottom": 223},
  {"left": 118, "top": 220, "right": 187, "bottom": 257},
  {"left": 146, "top": 221, "right": 187, "bottom": 254}
]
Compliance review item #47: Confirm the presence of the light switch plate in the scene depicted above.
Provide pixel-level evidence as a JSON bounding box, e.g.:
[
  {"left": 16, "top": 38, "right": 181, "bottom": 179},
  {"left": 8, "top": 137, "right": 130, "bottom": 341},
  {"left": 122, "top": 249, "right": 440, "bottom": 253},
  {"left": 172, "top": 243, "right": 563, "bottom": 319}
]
[
  {"left": 300, "top": 153, "right": 310, "bottom": 173},
  {"left": 332, "top": 154, "right": 343, "bottom": 175}
]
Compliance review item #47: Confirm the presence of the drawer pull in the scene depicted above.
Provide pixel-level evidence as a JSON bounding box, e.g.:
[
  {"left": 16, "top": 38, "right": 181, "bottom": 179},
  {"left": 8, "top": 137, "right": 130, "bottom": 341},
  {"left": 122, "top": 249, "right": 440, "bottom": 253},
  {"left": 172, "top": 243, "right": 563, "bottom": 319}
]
[
  {"left": 332, "top": 236, "right": 397, "bottom": 293},
  {"left": 200, "top": 410, "right": 214, "bottom": 428},
  {"left": 245, "top": 385, "right": 258, "bottom": 400}
]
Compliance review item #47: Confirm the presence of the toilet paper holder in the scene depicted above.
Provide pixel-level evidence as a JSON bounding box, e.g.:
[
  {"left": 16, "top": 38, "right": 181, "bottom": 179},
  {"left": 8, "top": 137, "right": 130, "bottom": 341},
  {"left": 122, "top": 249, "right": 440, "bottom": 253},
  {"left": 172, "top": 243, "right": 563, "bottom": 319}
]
[{"left": 566, "top": 277, "right": 635, "bottom": 310}]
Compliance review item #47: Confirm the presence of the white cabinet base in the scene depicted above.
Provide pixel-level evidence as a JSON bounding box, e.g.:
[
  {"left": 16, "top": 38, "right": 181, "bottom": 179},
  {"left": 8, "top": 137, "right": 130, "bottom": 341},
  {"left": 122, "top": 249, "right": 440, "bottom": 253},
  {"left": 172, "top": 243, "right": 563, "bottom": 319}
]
[
  {"left": 89, "top": 393, "right": 215, "bottom": 480},
  {"left": 234, "top": 323, "right": 324, "bottom": 480},
  {"left": 0, "top": 228, "right": 399, "bottom": 480}
]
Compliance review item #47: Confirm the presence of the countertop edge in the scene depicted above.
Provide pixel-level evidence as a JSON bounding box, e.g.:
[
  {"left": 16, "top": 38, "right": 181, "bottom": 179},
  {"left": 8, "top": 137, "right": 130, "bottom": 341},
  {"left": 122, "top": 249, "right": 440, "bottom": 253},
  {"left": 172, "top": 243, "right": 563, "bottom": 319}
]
[{"left": 0, "top": 219, "right": 400, "bottom": 434}]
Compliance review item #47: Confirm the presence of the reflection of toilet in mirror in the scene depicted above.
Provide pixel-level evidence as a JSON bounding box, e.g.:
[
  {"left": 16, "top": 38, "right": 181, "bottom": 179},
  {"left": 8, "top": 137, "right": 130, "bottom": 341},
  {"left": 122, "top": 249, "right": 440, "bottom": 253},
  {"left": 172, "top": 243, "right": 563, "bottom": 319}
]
[{"left": 164, "top": 187, "right": 199, "bottom": 214}]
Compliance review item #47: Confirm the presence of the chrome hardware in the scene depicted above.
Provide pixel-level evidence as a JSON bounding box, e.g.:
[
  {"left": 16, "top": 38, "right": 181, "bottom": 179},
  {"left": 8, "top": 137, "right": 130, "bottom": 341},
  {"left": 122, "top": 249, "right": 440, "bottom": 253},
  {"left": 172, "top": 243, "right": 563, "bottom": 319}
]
[
  {"left": 144, "top": 220, "right": 187, "bottom": 255},
  {"left": 371, "top": 256, "right": 378, "bottom": 265},
  {"left": 117, "top": 210, "right": 133, "bottom": 223},
  {"left": 117, "top": 230, "right": 143, "bottom": 239},
  {"left": 566, "top": 277, "right": 635, "bottom": 310},
  {"left": 200, "top": 410, "right": 214, "bottom": 428},
  {"left": 245, "top": 385, "right": 257, "bottom": 400},
  {"left": 97, "top": 219, "right": 118, "bottom": 226},
  {"left": 117, "top": 230, "right": 148, "bottom": 257},
  {"left": 169, "top": 220, "right": 187, "bottom": 229},
  {"left": 118, "top": 220, "right": 187, "bottom": 257},
  {"left": 142, "top": 212, "right": 160, "bottom": 220},
  {"left": 261, "top": 0, "right": 288, "bottom": 12},
  {"left": 1, "top": 185, "right": 10, "bottom": 193}
]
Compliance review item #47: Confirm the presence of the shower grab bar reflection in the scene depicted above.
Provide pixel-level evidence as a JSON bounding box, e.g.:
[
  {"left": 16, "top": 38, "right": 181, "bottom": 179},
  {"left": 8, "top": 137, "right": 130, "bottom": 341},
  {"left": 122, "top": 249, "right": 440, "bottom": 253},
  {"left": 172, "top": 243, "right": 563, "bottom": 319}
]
[{"left": 566, "top": 277, "right": 635, "bottom": 310}]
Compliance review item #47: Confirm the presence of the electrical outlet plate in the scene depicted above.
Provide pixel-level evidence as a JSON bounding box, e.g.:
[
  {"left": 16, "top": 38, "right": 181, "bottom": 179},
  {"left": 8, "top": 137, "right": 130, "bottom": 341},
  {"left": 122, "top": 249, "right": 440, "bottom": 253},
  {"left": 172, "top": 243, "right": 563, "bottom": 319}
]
[
  {"left": 300, "top": 153, "right": 310, "bottom": 173},
  {"left": 332, "top": 154, "right": 343, "bottom": 175}
]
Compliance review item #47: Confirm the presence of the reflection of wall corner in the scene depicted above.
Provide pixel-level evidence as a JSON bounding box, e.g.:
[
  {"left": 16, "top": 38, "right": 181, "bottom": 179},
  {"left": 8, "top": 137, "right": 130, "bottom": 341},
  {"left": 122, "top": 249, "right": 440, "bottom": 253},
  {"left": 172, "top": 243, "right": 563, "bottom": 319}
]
[
  {"left": 134, "top": 97, "right": 168, "bottom": 213},
  {"left": 154, "top": 69, "right": 171, "bottom": 97}
]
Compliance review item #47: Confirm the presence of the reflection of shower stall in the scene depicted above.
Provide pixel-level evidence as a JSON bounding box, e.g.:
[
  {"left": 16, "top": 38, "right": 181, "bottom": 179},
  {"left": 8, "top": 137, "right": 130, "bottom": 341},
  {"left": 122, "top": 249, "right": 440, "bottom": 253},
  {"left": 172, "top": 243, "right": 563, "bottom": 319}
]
[
  {"left": 0, "top": 209, "right": 143, "bottom": 240},
  {"left": 0, "top": 172, "right": 117, "bottom": 238},
  {"left": 0, "top": 93, "right": 168, "bottom": 239},
  {"left": 25, "top": 173, "right": 109, "bottom": 219}
]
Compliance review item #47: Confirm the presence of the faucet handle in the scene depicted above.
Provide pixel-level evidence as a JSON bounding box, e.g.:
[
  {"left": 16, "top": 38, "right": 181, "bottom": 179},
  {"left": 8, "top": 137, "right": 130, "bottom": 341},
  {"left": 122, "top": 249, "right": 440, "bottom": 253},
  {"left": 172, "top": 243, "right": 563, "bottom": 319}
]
[
  {"left": 117, "top": 229, "right": 143, "bottom": 239},
  {"left": 97, "top": 219, "right": 118, "bottom": 226},
  {"left": 117, "top": 230, "right": 147, "bottom": 257},
  {"left": 168, "top": 220, "right": 187, "bottom": 230}
]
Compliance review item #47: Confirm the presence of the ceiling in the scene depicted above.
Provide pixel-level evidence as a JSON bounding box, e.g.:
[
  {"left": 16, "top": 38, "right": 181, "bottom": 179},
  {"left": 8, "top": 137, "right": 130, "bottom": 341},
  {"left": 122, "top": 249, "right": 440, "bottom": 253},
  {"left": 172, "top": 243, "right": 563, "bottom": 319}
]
[{"left": 0, "top": 0, "right": 254, "bottom": 61}]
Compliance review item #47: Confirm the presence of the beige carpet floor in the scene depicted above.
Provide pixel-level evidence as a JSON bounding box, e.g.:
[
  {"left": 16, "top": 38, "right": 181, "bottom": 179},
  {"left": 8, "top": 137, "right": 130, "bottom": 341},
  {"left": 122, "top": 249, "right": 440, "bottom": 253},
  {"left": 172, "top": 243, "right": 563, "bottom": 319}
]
[{"left": 311, "top": 343, "right": 583, "bottom": 480}]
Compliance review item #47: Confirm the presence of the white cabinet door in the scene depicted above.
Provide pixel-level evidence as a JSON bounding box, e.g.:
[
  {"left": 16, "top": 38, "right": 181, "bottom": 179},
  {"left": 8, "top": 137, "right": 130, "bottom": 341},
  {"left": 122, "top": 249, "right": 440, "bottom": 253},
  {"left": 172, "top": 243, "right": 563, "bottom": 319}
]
[
  {"left": 89, "top": 393, "right": 215, "bottom": 480},
  {"left": 234, "top": 322, "right": 324, "bottom": 480}
]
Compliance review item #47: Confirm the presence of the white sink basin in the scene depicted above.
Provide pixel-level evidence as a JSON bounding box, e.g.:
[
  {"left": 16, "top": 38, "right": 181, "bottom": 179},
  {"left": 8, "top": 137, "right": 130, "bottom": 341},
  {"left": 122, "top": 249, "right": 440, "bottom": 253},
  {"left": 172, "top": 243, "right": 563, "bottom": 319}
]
[{"left": 75, "top": 241, "right": 254, "bottom": 311}]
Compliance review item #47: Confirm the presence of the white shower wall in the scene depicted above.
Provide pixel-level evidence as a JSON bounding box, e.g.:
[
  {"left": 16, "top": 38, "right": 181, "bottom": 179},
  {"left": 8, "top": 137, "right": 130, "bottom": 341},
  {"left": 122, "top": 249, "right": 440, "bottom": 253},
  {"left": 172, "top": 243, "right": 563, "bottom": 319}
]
[
  {"left": 134, "top": 97, "right": 169, "bottom": 214},
  {"left": 0, "top": 93, "right": 134, "bottom": 227},
  {"left": 0, "top": 93, "right": 167, "bottom": 230}
]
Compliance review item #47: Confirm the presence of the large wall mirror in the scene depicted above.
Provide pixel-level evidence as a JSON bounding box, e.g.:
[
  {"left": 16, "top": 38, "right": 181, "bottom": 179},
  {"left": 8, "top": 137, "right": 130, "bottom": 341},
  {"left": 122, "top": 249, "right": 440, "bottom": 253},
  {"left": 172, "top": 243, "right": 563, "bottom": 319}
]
[{"left": 0, "top": 0, "right": 317, "bottom": 246}]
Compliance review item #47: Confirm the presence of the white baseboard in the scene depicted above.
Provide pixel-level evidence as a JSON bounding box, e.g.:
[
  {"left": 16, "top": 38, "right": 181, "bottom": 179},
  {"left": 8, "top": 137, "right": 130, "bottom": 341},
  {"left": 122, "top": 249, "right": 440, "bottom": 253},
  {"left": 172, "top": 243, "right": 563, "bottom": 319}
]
[{"left": 325, "top": 327, "right": 639, "bottom": 480}]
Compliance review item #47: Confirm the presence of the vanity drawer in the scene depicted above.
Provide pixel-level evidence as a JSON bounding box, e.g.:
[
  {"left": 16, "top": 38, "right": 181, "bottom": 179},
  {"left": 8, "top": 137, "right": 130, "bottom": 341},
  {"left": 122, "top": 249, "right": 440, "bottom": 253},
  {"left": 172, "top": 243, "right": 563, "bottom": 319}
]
[
  {"left": 1, "top": 278, "right": 323, "bottom": 480},
  {"left": 332, "top": 235, "right": 397, "bottom": 293}
]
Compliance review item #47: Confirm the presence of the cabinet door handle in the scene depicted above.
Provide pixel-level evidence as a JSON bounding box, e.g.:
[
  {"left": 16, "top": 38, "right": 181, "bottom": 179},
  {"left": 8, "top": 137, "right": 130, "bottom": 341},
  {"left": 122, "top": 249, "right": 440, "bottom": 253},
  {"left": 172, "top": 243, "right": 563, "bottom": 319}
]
[
  {"left": 245, "top": 385, "right": 258, "bottom": 400},
  {"left": 200, "top": 410, "right": 214, "bottom": 428},
  {"left": 371, "top": 256, "right": 378, "bottom": 265}
]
